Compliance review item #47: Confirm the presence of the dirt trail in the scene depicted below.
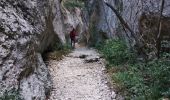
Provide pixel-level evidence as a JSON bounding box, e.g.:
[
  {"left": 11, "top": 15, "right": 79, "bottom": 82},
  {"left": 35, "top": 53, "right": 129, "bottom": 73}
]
[{"left": 48, "top": 47, "right": 117, "bottom": 100}]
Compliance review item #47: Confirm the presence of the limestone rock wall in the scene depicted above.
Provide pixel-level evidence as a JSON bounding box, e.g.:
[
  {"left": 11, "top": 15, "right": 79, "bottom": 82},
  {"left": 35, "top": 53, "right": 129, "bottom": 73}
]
[
  {"left": 61, "top": 6, "right": 84, "bottom": 43},
  {"left": 0, "top": 0, "right": 65, "bottom": 99},
  {"left": 84, "top": 0, "right": 117, "bottom": 45},
  {"left": 85, "top": 0, "right": 170, "bottom": 48}
]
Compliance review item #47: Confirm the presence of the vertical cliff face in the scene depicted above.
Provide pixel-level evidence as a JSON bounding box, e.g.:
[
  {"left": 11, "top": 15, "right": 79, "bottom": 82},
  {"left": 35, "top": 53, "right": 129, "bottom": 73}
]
[
  {"left": 120, "top": 0, "right": 170, "bottom": 41},
  {"left": 84, "top": 0, "right": 118, "bottom": 45},
  {"left": 0, "top": 0, "right": 65, "bottom": 99},
  {"left": 110, "top": 0, "right": 170, "bottom": 57},
  {"left": 85, "top": 0, "right": 170, "bottom": 50},
  {"left": 61, "top": 3, "right": 84, "bottom": 43}
]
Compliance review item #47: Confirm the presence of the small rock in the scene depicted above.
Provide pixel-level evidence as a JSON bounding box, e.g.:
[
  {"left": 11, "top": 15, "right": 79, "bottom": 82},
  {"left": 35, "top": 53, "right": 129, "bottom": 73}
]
[
  {"left": 79, "top": 54, "right": 88, "bottom": 59},
  {"left": 84, "top": 56, "right": 100, "bottom": 63},
  {"left": 111, "top": 91, "right": 116, "bottom": 99}
]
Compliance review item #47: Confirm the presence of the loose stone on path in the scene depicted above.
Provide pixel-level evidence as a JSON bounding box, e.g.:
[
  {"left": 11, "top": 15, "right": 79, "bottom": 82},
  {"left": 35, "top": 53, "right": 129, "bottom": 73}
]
[{"left": 48, "top": 48, "right": 117, "bottom": 100}]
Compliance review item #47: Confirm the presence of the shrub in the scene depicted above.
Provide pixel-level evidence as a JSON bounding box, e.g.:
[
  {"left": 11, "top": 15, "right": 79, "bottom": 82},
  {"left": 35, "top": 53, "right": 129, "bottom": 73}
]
[
  {"left": 63, "top": 0, "right": 84, "bottom": 9},
  {"left": 96, "top": 39, "right": 170, "bottom": 99},
  {"left": 113, "top": 59, "right": 170, "bottom": 99},
  {"left": 0, "top": 89, "right": 21, "bottom": 100},
  {"left": 43, "top": 43, "right": 71, "bottom": 61},
  {"left": 144, "top": 60, "right": 170, "bottom": 99},
  {"left": 97, "top": 39, "right": 136, "bottom": 66}
]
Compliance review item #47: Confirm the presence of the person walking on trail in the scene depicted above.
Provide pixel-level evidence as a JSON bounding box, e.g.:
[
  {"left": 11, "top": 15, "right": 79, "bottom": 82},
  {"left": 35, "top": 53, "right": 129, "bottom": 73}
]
[{"left": 70, "top": 28, "right": 77, "bottom": 48}]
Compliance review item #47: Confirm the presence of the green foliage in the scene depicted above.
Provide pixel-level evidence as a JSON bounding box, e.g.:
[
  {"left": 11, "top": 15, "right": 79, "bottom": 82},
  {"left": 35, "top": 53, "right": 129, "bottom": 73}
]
[
  {"left": 43, "top": 42, "right": 71, "bottom": 61},
  {"left": 0, "top": 89, "right": 21, "bottom": 100},
  {"left": 97, "top": 39, "right": 136, "bottom": 66},
  {"left": 63, "top": 0, "right": 84, "bottom": 9},
  {"left": 144, "top": 60, "right": 170, "bottom": 98},
  {"left": 96, "top": 39, "right": 170, "bottom": 99},
  {"left": 114, "top": 59, "right": 170, "bottom": 99},
  {"left": 51, "top": 41, "right": 71, "bottom": 52}
]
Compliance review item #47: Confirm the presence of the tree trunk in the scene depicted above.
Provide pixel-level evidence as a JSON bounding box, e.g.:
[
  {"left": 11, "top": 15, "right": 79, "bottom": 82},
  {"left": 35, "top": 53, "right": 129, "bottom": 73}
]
[{"left": 156, "top": 0, "right": 165, "bottom": 58}]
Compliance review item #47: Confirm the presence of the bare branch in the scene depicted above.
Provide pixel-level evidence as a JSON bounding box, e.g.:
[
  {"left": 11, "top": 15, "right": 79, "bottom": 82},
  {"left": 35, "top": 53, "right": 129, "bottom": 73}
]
[
  {"left": 103, "top": 1, "right": 137, "bottom": 41},
  {"left": 157, "top": 0, "right": 165, "bottom": 39},
  {"left": 156, "top": 0, "right": 165, "bottom": 58}
]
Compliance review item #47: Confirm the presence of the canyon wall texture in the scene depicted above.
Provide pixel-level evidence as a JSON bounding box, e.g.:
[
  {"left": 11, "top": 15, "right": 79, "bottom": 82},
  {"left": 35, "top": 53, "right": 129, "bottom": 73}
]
[
  {"left": 0, "top": 0, "right": 65, "bottom": 99},
  {"left": 85, "top": 0, "right": 170, "bottom": 52}
]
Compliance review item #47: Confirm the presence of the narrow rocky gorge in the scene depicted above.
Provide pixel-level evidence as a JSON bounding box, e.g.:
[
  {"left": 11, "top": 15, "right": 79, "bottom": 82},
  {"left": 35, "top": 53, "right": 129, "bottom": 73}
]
[{"left": 1, "top": 0, "right": 170, "bottom": 99}]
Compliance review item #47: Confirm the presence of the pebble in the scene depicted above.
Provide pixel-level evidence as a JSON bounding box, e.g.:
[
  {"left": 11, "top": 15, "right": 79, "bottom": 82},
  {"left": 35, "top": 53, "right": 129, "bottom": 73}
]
[{"left": 48, "top": 48, "right": 117, "bottom": 100}]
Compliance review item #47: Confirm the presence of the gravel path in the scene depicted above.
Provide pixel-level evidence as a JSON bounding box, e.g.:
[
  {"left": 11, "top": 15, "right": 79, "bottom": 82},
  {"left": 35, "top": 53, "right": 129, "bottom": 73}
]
[{"left": 48, "top": 48, "right": 117, "bottom": 100}]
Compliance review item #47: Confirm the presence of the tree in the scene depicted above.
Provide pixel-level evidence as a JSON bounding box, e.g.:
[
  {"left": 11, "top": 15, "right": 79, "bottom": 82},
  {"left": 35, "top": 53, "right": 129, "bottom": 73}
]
[{"left": 156, "top": 0, "right": 165, "bottom": 58}]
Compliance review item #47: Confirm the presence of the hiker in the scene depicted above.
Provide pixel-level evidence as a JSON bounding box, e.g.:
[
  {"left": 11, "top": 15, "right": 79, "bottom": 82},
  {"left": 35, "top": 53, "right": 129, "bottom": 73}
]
[{"left": 70, "top": 28, "right": 77, "bottom": 48}]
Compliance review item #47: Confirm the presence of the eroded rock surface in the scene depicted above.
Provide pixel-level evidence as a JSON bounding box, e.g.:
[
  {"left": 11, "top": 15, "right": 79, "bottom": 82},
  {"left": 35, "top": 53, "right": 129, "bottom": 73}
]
[
  {"left": 85, "top": 0, "right": 170, "bottom": 49},
  {"left": 0, "top": 0, "right": 65, "bottom": 99}
]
